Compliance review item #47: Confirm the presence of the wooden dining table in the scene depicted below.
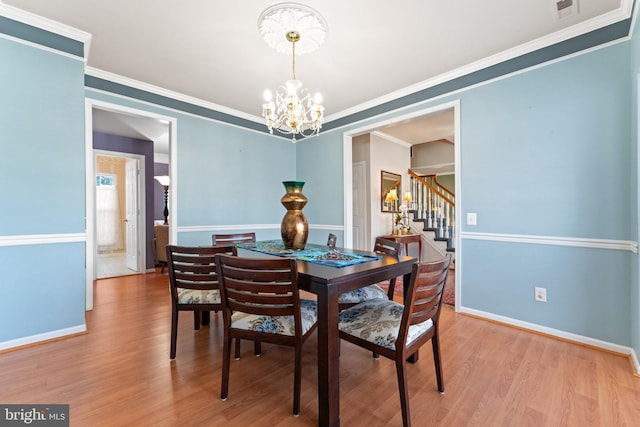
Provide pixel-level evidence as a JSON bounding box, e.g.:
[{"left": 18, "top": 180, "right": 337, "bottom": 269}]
[{"left": 237, "top": 243, "right": 416, "bottom": 427}]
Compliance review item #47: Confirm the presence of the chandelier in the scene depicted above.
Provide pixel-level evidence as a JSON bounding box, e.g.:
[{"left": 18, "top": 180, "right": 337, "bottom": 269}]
[{"left": 258, "top": 3, "right": 327, "bottom": 143}]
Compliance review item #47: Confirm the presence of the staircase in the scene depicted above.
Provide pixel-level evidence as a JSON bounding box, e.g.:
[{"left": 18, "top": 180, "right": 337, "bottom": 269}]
[{"left": 407, "top": 170, "right": 455, "bottom": 258}]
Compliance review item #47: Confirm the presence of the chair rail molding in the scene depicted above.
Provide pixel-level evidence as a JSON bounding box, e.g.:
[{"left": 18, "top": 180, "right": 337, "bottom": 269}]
[
  {"left": 0, "top": 233, "right": 86, "bottom": 247},
  {"left": 460, "top": 231, "right": 638, "bottom": 253}
]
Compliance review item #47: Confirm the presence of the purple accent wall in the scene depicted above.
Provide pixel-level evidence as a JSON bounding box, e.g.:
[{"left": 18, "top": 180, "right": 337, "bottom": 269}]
[{"left": 93, "top": 132, "right": 155, "bottom": 270}]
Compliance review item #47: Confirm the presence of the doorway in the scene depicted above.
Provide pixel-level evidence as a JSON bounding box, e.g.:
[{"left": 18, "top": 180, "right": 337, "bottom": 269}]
[
  {"left": 85, "top": 99, "right": 177, "bottom": 310},
  {"left": 344, "top": 100, "right": 461, "bottom": 311},
  {"left": 94, "top": 152, "right": 143, "bottom": 279}
]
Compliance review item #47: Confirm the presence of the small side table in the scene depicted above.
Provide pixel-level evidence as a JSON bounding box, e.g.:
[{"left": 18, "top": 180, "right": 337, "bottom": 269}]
[{"left": 378, "top": 233, "right": 422, "bottom": 260}]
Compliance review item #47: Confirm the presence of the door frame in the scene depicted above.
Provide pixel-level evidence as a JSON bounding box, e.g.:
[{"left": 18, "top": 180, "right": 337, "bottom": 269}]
[
  {"left": 94, "top": 151, "right": 144, "bottom": 276},
  {"left": 351, "top": 161, "right": 368, "bottom": 250},
  {"left": 342, "top": 99, "right": 461, "bottom": 311},
  {"left": 85, "top": 98, "right": 177, "bottom": 310}
]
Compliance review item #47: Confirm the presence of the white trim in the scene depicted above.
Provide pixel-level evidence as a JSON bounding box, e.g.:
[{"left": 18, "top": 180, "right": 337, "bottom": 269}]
[
  {"left": 86, "top": 67, "right": 263, "bottom": 125},
  {"left": 94, "top": 149, "right": 147, "bottom": 280},
  {"left": 177, "top": 223, "right": 344, "bottom": 233},
  {"left": 343, "top": 133, "right": 353, "bottom": 249},
  {"left": 343, "top": 100, "right": 462, "bottom": 307},
  {"left": 370, "top": 131, "right": 412, "bottom": 148},
  {"left": 460, "top": 306, "right": 634, "bottom": 357},
  {"left": 324, "top": 1, "right": 634, "bottom": 123},
  {"left": 461, "top": 231, "right": 638, "bottom": 253},
  {"left": 0, "top": 324, "right": 86, "bottom": 352},
  {"left": 320, "top": 35, "right": 631, "bottom": 142},
  {"left": 85, "top": 87, "right": 288, "bottom": 142},
  {"left": 86, "top": 98, "right": 178, "bottom": 310},
  {"left": 0, "top": 3, "right": 92, "bottom": 60},
  {"left": 411, "top": 162, "right": 455, "bottom": 173},
  {"left": 309, "top": 224, "right": 345, "bottom": 231},
  {"left": 631, "top": 349, "right": 640, "bottom": 376},
  {"left": 0, "top": 233, "right": 85, "bottom": 246},
  {"left": 453, "top": 103, "right": 462, "bottom": 312},
  {"left": 0, "top": 32, "right": 85, "bottom": 61}
]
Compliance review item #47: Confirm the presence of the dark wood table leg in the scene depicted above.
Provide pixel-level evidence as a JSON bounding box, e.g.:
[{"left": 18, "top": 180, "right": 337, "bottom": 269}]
[{"left": 317, "top": 287, "right": 341, "bottom": 427}]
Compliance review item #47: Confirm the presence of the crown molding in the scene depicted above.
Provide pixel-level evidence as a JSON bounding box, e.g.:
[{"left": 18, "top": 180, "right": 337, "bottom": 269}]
[
  {"left": 85, "top": 67, "right": 264, "bottom": 125},
  {"left": 324, "top": 0, "right": 634, "bottom": 123},
  {"left": 0, "top": 2, "right": 92, "bottom": 60},
  {"left": 370, "top": 131, "right": 412, "bottom": 148}
]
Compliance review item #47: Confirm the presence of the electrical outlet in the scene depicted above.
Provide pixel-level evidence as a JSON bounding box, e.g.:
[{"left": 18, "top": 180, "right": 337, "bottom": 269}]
[{"left": 534, "top": 286, "right": 547, "bottom": 302}]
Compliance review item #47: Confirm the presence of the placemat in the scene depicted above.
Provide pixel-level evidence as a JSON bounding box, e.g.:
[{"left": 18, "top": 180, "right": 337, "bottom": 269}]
[{"left": 237, "top": 240, "right": 381, "bottom": 268}]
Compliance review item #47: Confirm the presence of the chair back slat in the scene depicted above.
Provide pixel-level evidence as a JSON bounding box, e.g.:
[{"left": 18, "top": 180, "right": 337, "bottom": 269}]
[
  {"left": 216, "top": 254, "right": 300, "bottom": 323},
  {"left": 373, "top": 237, "right": 401, "bottom": 257},
  {"left": 166, "top": 245, "right": 234, "bottom": 297},
  {"left": 226, "top": 288, "right": 294, "bottom": 307},
  {"left": 212, "top": 232, "right": 256, "bottom": 246},
  {"left": 399, "top": 255, "right": 451, "bottom": 343}
]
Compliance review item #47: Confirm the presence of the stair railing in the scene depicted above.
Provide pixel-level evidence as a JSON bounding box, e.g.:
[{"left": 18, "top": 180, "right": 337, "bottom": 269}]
[{"left": 408, "top": 169, "right": 456, "bottom": 249}]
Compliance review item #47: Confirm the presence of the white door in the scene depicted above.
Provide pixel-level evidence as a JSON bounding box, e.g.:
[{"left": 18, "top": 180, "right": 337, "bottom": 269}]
[
  {"left": 125, "top": 159, "right": 140, "bottom": 271},
  {"left": 352, "top": 162, "right": 367, "bottom": 250}
]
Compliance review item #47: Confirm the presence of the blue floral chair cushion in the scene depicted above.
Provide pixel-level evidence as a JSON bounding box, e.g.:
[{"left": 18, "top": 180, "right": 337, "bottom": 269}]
[
  {"left": 177, "top": 288, "right": 221, "bottom": 304},
  {"left": 338, "top": 284, "right": 388, "bottom": 304},
  {"left": 338, "top": 298, "right": 433, "bottom": 350},
  {"left": 230, "top": 299, "right": 318, "bottom": 336}
]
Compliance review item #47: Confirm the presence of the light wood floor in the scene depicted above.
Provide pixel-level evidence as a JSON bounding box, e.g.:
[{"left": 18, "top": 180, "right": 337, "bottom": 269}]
[
  {"left": 95, "top": 253, "right": 139, "bottom": 279},
  {"left": 1, "top": 272, "right": 639, "bottom": 426}
]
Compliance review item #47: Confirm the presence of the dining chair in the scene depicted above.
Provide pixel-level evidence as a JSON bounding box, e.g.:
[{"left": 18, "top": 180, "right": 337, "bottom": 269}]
[
  {"left": 211, "top": 232, "right": 256, "bottom": 246},
  {"left": 338, "top": 237, "right": 402, "bottom": 310},
  {"left": 165, "top": 244, "right": 234, "bottom": 359},
  {"left": 337, "top": 255, "right": 452, "bottom": 427},
  {"left": 327, "top": 232, "right": 337, "bottom": 250},
  {"left": 215, "top": 254, "right": 318, "bottom": 416},
  {"left": 212, "top": 232, "right": 259, "bottom": 357}
]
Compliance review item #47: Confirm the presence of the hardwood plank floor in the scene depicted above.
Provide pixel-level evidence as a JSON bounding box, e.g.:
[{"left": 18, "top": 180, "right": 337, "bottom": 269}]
[{"left": 1, "top": 272, "right": 639, "bottom": 426}]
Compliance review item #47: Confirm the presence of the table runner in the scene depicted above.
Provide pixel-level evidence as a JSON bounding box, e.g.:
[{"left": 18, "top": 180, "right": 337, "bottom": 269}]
[{"left": 237, "top": 240, "right": 381, "bottom": 268}]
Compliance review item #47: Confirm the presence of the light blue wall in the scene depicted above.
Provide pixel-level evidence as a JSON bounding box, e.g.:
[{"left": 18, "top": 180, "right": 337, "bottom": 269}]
[
  {"left": 1, "top": 37, "right": 85, "bottom": 235},
  {"left": 295, "top": 131, "right": 345, "bottom": 245},
  {"left": 297, "top": 42, "right": 634, "bottom": 346},
  {"left": 0, "top": 244, "right": 86, "bottom": 341},
  {"left": 2, "top": 10, "right": 638, "bottom": 355},
  {"left": 0, "top": 35, "right": 86, "bottom": 341},
  {"left": 461, "top": 44, "right": 630, "bottom": 239},
  {"left": 85, "top": 90, "right": 297, "bottom": 247}
]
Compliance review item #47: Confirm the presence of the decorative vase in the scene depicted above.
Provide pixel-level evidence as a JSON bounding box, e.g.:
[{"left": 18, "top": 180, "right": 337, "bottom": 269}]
[{"left": 280, "top": 181, "right": 309, "bottom": 250}]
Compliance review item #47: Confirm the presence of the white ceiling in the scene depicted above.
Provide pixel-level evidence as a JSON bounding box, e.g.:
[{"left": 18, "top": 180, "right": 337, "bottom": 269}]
[{"left": 2, "top": 0, "right": 631, "bottom": 147}]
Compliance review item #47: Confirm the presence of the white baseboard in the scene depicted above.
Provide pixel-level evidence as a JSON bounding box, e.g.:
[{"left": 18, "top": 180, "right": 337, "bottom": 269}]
[
  {"left": 0, "top": 324, "right": 86, "bottom": 352},
  {"left": 631, "top": 349, "right": 640, "bottom": 376},
  {"left": 459, "top": 306, "right": 634, "bottom": 357}
]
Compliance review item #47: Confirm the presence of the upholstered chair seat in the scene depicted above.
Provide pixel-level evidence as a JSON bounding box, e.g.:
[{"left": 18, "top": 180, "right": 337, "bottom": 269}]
[
  {"left": 338, "top": 284, "right": 388, "bottom": 305},
  {"left": 338, "top": 298, "right": 433, "bottom": 350},
  {"left": 230, "top": 299, "right": 317, "bottom": 336},
  {"left": 176, "top": 288, "right": 221, "bottom": 305},
  {"left": 338, "top": 238, "right": 402, "bottom": 310}
]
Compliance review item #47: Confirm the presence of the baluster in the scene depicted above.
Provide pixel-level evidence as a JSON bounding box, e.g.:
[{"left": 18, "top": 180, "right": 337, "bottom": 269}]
[
  {"left": 426, "top": 188, "right": 432, "bottom": 228},
  {"left": 444, "top": 201, "right": 450, "bottom": 239},
  {"left": 438, "top": 200, "right": 444, "bottom": 238}
]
